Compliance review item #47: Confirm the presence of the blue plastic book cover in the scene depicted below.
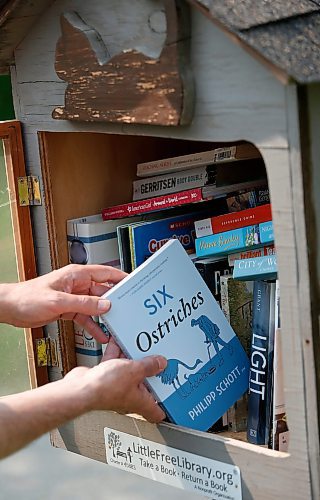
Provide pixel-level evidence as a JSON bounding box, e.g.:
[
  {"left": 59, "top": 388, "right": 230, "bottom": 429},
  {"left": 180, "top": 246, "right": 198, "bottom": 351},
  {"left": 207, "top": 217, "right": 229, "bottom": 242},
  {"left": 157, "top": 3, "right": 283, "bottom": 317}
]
[
  {"left": 100, "top": 239, "right": 250, "bottom": 432},
  {"left": 233, "top": 254, "right": 277, "bottom": 281},
  {"left": 195, "top": 221, "right": 274, "bottom": 258}
]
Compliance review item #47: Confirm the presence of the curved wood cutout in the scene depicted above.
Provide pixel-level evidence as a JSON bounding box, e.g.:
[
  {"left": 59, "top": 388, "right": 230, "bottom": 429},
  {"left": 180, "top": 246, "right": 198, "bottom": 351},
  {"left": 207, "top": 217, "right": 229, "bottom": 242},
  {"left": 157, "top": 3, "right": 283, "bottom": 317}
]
[{"left": 53, "top": 2, "right": 194, "bottom": 126}]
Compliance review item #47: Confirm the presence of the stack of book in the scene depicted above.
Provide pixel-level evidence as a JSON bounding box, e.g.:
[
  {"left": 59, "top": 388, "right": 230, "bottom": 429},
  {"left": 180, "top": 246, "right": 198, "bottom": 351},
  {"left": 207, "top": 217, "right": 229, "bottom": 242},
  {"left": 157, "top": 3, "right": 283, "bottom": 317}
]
[{"left": 65, "top": 144, "right": 288, "bottom": 448}]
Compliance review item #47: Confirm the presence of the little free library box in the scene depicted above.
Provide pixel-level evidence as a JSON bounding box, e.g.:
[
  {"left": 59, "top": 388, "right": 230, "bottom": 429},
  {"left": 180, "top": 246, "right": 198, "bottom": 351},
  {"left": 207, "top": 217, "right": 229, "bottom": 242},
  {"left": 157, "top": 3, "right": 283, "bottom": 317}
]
[{"left": 1, "top": 1, "right": 320, "bottom": 499}]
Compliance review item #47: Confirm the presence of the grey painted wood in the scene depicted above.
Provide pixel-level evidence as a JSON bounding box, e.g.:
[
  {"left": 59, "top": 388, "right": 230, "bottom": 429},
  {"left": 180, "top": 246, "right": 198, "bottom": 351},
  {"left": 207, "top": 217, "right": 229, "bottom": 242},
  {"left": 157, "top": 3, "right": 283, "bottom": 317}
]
[{"left": 12, "top": 3, "right": 288, "bottom": 147}]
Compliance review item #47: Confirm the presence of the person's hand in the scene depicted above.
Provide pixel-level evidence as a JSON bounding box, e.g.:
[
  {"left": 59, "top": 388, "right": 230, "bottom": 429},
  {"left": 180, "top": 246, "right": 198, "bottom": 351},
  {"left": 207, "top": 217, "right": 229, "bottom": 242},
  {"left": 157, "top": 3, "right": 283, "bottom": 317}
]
[
  {"left": 2, "top": 264, "right": 127, "bottom": 342},
  {"left": 64, "top": 354, "right": 168, "bottom": 423}
]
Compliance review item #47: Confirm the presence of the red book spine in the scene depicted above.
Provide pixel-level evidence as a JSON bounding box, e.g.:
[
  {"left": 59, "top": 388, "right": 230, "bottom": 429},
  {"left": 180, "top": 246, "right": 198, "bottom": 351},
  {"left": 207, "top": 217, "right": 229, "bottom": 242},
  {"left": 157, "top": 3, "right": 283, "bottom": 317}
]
[
  {"left": 102, "top": 188, "right": 204, "bottom": 220},
  {"left": 212, "top": 204, "right": 272, "bottom": 233}
]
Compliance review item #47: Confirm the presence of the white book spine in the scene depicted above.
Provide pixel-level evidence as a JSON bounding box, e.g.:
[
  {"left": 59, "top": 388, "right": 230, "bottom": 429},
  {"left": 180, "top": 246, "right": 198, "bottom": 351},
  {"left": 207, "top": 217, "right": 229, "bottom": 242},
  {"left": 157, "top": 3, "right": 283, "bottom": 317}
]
[{"left": 133, "top": 165, "right": 211, "bottom": 201}]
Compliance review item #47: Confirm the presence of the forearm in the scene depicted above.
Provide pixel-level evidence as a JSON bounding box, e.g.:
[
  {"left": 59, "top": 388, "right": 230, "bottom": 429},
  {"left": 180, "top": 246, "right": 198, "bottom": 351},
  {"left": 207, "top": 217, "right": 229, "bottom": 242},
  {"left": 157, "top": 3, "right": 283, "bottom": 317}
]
[
  {"left": 0, "top": 283, "right": 18, "bottom": 326},
  {"left": 0, "top": 376, "right": 92, "bottom": 459}
]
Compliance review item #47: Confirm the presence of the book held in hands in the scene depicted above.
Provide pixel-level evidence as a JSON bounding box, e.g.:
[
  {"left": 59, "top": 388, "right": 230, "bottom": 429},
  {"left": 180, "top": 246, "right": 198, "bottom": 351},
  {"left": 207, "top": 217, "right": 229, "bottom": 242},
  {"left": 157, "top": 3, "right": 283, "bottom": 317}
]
[{"left": 99, "top": 239, "right": 250, "bottom": 432}]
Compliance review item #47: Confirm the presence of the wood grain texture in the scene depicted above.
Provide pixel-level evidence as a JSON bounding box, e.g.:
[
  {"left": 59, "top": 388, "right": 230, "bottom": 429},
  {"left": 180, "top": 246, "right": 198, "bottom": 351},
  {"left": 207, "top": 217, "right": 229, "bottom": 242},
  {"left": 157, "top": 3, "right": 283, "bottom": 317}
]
[
  {"left": 0, "top": 120, "right": 48, "bottom": 387},
  {"left": 51, "top": 410, "right": 311, "bottom": 499},
  {"left": 12, "top": 4, "right": 288, "bottom": 148},
  {"left": 52, "top": 2, "right": 194, "bottom": 126}
]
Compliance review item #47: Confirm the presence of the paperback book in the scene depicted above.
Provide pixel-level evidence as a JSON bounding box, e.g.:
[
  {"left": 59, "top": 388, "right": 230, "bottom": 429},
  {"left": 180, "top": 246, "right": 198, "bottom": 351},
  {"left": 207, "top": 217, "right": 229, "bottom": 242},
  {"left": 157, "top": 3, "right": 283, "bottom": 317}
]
[
  {"left": 233, "top": 254, "right": 277, "bottom": 281},
  {"left": 99, "top": 239, "right": 250, "bottom": 432},
  {"left": 102, "top": 179, "right": 266, "bottom": 221},
  {"left": 133, "top": 165, "right": 217, "bottom": 201},
  {"left": 136, "top": 144, "right": 260, "bottom": 177},
  {"left": 194, "top": 204, "right": 272, "bottom": 238},
  {"left": 228, "top": 244, "right": 275, "bottom": 267},
  {"left": 220, "top": 276, "right": 254, "bottom": 433},
  {"left": 67, "top": 214, "right": 140, "bottom": 366},
  {"left": 195, "top": 222, "right": 274, "bottom": 258},
  {"left": 247, "top": 280, "right": 276, "bottom": 445},
  {"left": 226, "top": 187, "right": 270, "bottom": 212}
]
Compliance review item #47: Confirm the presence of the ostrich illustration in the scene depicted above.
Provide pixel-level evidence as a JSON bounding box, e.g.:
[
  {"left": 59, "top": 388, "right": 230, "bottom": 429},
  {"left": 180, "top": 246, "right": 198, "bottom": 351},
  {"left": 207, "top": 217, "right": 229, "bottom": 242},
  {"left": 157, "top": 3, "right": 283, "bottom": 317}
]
[
  {"left": 191, "top": 315, "right": 233, "bottom": 371},
  {"left": 156, "top": 358, "right": 202, "bottom": 397}
]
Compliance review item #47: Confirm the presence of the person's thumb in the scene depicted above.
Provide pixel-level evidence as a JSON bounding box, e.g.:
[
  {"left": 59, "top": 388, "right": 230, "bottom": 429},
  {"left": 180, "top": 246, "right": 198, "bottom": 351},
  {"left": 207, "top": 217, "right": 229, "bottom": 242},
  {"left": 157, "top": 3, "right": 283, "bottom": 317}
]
[
  {"left": 135, "top": 355, "right": 167, "bottom": 380},
  {"left": 58, "top": 292, "right": 111, "bottom": 316}
]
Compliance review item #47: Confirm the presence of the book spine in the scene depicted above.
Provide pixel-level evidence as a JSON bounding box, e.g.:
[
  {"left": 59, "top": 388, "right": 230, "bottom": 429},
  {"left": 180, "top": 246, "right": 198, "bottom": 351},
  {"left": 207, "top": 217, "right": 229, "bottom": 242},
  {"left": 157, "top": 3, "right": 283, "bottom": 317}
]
[
  {"left": 136, "top": 150, "right": 221, "bottom": 177},
  {"left": 247, "top": 281, "right": 275, "bottom": 445},
  {"left": 195, "top": 222, "right": 274, "bottom": 258},
  {"left": 137, "top": 145, "right": 259, "bottom": 177},
  {"left": 133, "top": 165, "right": 216, "bottom": 201},
  {"left": 226, "top": 187, "right": 270, "bottom": 212},
  {"left": 102, "top": 188, "right": 205, "bottom": 220},
  {"left": 232, "top": 254, "right": 277, "bottom": 281},
  {"left": 228, "top": 244, "right": 275, "bottom": 266},
  {"left": 194, "top": 204, "right": 272, "bottom": 238}
]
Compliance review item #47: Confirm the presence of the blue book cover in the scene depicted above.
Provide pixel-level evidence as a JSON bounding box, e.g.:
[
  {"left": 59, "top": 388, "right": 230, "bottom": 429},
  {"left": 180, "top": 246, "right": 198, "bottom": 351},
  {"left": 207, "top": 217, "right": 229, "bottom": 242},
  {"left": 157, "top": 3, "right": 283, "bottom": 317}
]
[
  {"left": 259, "top": 221, "right": 274, "bottom": 244},
  {"left": 233, "top": 254, "right": 277, "bottom": 281},
  {"left": 99, "top": 239, "right": 249, "bottom": 432},
  {"left": 195, "top": 221, "right": 274, "bottom": 258},
  {"left": 128, "top": 211, "right": 208, "bottom": 269},
  {"left": 247, "top": 281, "right": 276, "bottom": 445}
]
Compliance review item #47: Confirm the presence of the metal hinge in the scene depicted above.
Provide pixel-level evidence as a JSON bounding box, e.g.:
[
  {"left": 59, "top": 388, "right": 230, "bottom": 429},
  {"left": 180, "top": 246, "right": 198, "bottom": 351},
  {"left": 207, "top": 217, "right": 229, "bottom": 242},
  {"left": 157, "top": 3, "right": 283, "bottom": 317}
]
[
  {"left": 36, "top": 338, "right": 59, "bottom": 367},
  {"left": 18, "top": 176, "right": 41, "bottom": 206}
]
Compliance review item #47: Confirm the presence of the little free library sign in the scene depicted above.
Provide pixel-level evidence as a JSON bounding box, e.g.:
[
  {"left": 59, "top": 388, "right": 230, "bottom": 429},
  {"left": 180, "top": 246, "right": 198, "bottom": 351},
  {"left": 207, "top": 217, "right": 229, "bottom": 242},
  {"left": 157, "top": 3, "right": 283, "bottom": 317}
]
[{"left": 105, "top": 428, "right": 242, "bottom": 500}]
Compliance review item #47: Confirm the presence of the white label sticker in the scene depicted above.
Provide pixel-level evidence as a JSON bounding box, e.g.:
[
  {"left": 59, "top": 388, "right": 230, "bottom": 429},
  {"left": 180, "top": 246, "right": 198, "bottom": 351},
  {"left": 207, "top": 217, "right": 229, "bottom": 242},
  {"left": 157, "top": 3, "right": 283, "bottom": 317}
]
[{"left": 104, "top": 428, "right": 242, "bottom": 500}]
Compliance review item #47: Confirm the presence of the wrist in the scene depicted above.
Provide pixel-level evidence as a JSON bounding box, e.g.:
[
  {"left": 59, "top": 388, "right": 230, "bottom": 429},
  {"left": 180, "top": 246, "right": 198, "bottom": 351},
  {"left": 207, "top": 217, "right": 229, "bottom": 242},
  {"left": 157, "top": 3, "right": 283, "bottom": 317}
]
[{"left": 60, "top": 367, "right": 98, "bottom": 415}]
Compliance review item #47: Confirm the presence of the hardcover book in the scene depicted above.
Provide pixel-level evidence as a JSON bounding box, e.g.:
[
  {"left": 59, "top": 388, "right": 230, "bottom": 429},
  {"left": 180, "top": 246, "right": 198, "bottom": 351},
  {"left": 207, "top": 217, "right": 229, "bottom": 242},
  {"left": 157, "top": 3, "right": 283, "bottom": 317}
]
[
  {"left": 99, "top": 239, "right": 250, "bottom": 432},
  {"left": 247, "top": 280, "right": 276, "bottom": 445},
  {"left": 195, "top": 222, "right": 274, "bottom": 258},
  {"left": 233, "top": 254, "right": 277, "bottom": 281},
  {"left": 136, "top": 144, "right": 260, "bottom": 177},
  {"left": 194, "top": 204, "right": 272, "bottom": 238},
  {"left": 102, "top": 179, "right": 266, "bottom": 221}
]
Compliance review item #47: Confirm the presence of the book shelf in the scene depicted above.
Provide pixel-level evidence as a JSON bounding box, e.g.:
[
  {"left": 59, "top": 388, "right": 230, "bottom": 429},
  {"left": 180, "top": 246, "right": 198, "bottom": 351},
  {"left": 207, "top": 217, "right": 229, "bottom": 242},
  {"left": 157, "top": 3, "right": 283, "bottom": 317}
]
[{"left": 35, "top": 130, "right": 315, "bottom": 498}]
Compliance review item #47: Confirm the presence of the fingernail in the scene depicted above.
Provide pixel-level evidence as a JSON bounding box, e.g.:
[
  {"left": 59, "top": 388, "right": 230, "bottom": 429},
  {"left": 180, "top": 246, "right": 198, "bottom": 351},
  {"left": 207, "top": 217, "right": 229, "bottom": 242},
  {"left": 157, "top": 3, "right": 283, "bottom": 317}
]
[
  {"left": 156, "top": 356, "right": 167, "bottom": 371},
  {"left": 98, "top": 299, "right": 111, "bottom": 313}
]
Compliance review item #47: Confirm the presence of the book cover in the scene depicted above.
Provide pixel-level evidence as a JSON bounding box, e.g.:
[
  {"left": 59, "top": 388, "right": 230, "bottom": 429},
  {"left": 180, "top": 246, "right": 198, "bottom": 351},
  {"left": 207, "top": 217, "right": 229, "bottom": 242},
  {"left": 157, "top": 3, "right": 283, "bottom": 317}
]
[
  {"left": 271, "top": 281, "right": 289, "bottom": 451},
  {"left": 228, "top": 244, "right": 275, "bottom": 266},
  {"left": 195, "top": 222, "right": 274, "bottom": 258},
  {"left": 194, "top": 257, "right": 232, "bottom": 307},
  {"left": 133, "top": 165, "right": 217, "bottom": 201},
  {"left": 67, "top": 214, "right": 141, "bottom": 267},
  {"left": 67, "top": 214, "right": 139, "bottom": 365},
  {"left": 99, "top": 239, "right": 250, "bottom": 432},
  {"left": 247, "top": 281, "right": 276, "bottom": 445},
  {"left": 102, "top": 188, "right": 210, "bottom": 220},
  {"left": 136, "top": 144, "right": 260, "bottom": 177},
  {"left": 220, "top": 276, "right": 254, "bottom": 433},
  {"left": 226, "top": 187, "right": 270, "bottom": 213},
  {"left": 194, "top": 204, "right": 272, "bottom": 238},
  {"left": 259, "top": 221, "right": 274, "bottom": 243},
  {"left": 129, "top": 212, "right": 209, "bottom": 269},
  {"left": 233, "top": 254, "right": 277, "bottom": 281}
]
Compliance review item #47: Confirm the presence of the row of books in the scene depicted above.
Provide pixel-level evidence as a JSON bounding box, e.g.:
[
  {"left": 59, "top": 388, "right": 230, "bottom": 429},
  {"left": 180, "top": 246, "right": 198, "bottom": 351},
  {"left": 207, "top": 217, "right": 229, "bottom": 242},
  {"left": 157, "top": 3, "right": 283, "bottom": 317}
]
[{"left": 66, "top": 145, "right": 288, "bottom": 452}]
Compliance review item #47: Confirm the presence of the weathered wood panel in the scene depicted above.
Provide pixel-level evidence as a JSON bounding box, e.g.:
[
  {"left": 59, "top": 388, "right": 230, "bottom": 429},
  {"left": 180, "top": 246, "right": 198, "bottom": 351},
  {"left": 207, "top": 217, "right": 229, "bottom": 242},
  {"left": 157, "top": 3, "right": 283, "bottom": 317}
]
[
  {"left": 13, "top": 2, "right": 287, "bottom": 147},
  {"left": 53, "top": 3, "right": 193, "bottom": 126}
]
